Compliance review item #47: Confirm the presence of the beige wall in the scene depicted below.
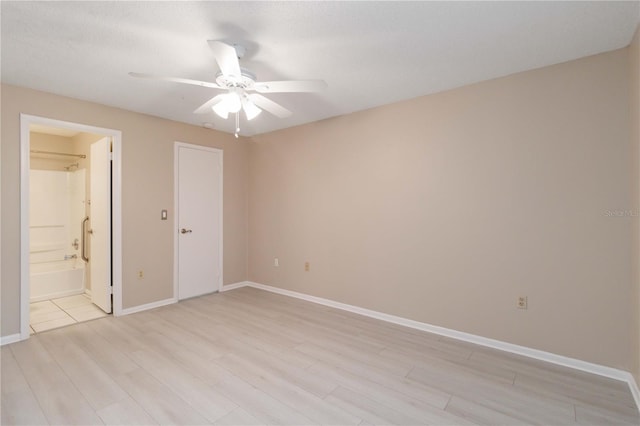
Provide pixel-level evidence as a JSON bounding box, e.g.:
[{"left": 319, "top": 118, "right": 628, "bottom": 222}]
[
  {"left": 1, "top": 84, "right": 249, "bottom": 336},
  {"left": 249, "top": 49, "right": 633, "bottom": 370},
  {"left": 631, "top": 24, "right": 640, "bottom": 383},
  {"left": 30, "top": 133, "right": 76, "bottom": 171}
]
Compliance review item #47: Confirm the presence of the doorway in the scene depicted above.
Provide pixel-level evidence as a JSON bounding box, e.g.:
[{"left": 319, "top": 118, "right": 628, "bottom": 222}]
[
  {"left": 174, "top": 142, "right": 223, "bottom": 300},
  {"left": 20, "top": 115, "right": 122, "bottom": 339}
]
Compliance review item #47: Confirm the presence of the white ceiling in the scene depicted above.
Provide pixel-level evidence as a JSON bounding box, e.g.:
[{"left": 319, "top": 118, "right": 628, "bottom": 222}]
[{"left": 2, "top": 1, "right": 639, "bottom": 137}]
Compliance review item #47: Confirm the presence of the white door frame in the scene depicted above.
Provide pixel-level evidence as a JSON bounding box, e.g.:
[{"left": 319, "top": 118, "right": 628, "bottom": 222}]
[
  {"left": 19, "top": 114, "right": 123, "bottom": 340},
  {"left": 173, "top": 141, "right": 223, "bottom": 299}
]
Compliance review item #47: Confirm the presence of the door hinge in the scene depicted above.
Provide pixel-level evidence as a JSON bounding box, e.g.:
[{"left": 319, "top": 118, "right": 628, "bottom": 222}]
[{"left": 109, "top": 152, "right": 113, "bottom": 161}]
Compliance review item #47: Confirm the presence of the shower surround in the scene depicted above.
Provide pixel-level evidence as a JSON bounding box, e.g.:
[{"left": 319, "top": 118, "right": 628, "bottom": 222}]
[{"left": 30, "top": 169, "right": 86, "bottom": 301}]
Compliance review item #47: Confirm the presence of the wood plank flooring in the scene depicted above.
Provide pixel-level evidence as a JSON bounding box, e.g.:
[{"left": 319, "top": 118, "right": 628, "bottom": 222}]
[{"left": 2, "top": 287, "right": 638, "bottom": 425}]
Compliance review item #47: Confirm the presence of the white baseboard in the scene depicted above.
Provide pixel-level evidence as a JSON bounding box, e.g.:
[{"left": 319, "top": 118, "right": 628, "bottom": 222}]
[
  {"left": 120, "top": 297, "right": 177, "bottom": 316},
  {"left": 1, "top": 333, "right": 23, "bottom": 346},
  {"left": 628, "top": 374, "right": 640, "bottom": 410},
  {"left": 242, "top": 281, "right": 640, "bottom": 411},
  {"left": 220, "top": 281, "right": 250, "bottom": 292},
  {"left": 30, "top": 288, "right": 85, "bottom": 303},
  {"left": 120, "top": 280, "right": 249, "bottom": 316}
]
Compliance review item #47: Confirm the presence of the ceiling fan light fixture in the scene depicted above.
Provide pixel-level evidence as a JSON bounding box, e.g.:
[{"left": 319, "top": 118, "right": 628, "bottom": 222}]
[
  {"left": 226, "top": 91, "right": 242, "bottom": 113},
  {"left": 242, "top": 96, "right": 262, "bottom": 121},
  {"left": 212, "top": 91, "right": 242, "bottom": 118},
  {"left": 212, "top": 101, "right": 229, "bottom": 119}
]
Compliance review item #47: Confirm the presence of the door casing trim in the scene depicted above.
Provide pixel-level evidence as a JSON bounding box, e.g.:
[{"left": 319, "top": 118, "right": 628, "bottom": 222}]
[{"left": 19, "top": 114, "right": 123, "bottom": 340}]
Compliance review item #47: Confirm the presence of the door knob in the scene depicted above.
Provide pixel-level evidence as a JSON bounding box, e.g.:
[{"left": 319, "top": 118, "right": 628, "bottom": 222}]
[{"left": 181, "top": 228, "right": 192, "bottom": 234}]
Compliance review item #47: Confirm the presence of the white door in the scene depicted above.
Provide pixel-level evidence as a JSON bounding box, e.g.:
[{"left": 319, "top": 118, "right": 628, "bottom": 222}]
[
  {"left": 90, "top": 137, "right": 112, "bottom": 313},
  {"left": 176, "top": 143, "right": 222, "bottom": 300}
]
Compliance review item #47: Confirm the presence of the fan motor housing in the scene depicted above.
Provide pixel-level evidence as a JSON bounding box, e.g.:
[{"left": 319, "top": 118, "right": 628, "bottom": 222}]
[{"left": 216, "top": 69, "right": 256, "bottom": 90}]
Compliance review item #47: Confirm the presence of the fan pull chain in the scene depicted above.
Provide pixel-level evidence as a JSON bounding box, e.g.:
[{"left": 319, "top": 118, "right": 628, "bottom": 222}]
[{"left": 234, "top": 113, "right": 240, "bottom": 138}]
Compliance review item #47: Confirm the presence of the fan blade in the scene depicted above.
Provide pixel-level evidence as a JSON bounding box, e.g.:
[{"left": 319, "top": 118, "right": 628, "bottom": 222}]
[
  {"left": 194, "top": 95, "right": 226, "bottom": 114},
  {"left": 207, "top": 41, "right": 241, "bottom": 78},
  {"left": 129, "top": 72, "right": 222, "bottom": 89},
  {"left": 249, "top": 94, "right": 292, "bottom": 118},
  {"left": 253, "top": 80, "right": 327, "bottom": 93}
]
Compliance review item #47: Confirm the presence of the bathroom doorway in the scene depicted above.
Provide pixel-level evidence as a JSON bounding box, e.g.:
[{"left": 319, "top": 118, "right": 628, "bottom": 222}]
[{"left": 20, "top": 115, "right": 123, "bottom": 339}]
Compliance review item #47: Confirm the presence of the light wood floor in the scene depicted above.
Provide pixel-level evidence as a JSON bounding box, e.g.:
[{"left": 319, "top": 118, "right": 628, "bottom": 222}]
[{"left": 2, "top": 287, "right": 638, "bottom": 425}]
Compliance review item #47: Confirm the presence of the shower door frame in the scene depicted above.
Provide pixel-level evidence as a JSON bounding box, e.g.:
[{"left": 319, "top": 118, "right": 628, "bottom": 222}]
[{"left": 19, "top": 114, "right": 123, "bottom": 340}]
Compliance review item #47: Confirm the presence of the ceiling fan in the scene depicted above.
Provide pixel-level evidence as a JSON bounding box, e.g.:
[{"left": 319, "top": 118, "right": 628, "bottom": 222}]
[{"left": 130, "top": 40, "right": 327, "bottom": 137}]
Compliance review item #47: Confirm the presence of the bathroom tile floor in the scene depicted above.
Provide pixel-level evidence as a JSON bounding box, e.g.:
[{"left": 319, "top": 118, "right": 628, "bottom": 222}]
[{"left": 30, "top": 294, "right": 109, "bottom": 333}]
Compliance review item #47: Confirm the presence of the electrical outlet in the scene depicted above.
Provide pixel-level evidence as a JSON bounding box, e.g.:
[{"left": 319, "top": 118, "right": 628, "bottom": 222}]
[
  {"left": 138, "top": 270, "right": 144, "bottom": 279},
  {"left": 274, "top": 258, "right": 279, "bottom": 267},
  {"left": 304, "top": 261, "right": 310, "bottom": 272},
  {"left": 517, "top": 296, "right": 527, "bottom": 309}
]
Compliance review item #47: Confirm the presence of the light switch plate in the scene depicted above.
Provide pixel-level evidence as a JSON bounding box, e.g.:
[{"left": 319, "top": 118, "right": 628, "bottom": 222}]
[{"left": 161, "top": 209, "right": 168, "bottom": 220}]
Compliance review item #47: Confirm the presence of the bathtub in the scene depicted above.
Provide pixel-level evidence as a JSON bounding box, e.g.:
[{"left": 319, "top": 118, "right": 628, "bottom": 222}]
[{"left": 30, "top": 259, "right": 85, "bottom": 302}]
